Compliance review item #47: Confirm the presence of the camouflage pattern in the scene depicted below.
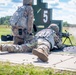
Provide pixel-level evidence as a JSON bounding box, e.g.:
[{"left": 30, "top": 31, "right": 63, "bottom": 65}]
[
  {"left": 54, "top": 33, "right": 63, "bottom": 48},
  {"left": 37, "top": 38, "right": 51, "bottom": 54},
  {"left": 32, "top": 24, "right": 63, "bottom": 62},
  {"left": 48, "top": 23, "right": 59, "bottom": 34},
  {"left": 13, "top": 36, "right": 24, "bottom": 45},
  {"left": 0, "top": 24, "right": 63, "bottom": 54},
  {"left": 12, "top": 26, "right": 34, "bottom": 44},
  {"left": 10, "top": 3, "right": 34, "bottom": 44},
  {"left": 48, "top": 24, "right": 63, "bottom": 48},
  {"left": 35, "top": 29, "right": 55, "bottom": 49},
  {"left": 23, "top": 0, "right": 33, "bottom": 5},
  {"left": 0, "top": 38, "right": 37, "bottom": 53},
  {"left": 34, "top": 28, "right": 62, "bottom": 54},
  {"left": 10, "top": 6, "right": 27, "bottom": 27}
]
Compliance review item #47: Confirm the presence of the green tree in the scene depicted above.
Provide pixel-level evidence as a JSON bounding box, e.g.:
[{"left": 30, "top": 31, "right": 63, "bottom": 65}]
[
  {"left": 0, "top": 16, "right": 11, "bottom": 25},
  {"left": 63, "top": 21, "right": 69, "bottom": 27}
]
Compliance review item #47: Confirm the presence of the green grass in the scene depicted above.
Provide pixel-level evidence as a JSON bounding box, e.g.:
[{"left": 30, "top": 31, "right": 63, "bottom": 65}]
[
  {"left": 0, "top": 25, "right": 12, "bottom": 38},
  {"left": 62, "top": 27, "right": 76, "bottom": 45},
  {"left": 62, "top": 36, "right": 76, "bottom": 45},
  {"left": 0, "top": 62, "right": 76, "bottom": 75}
]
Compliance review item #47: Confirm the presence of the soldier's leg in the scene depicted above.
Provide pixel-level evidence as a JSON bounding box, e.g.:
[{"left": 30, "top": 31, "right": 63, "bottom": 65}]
[
  {"left": 0, "top": 44, "right": 32, "bottom": 53},
  {"left": 24, "top": 32, "right": 34, "bottom": 43},
  {"left": 0, "top": 39, "right": 37, "bottom": 53},
  {"left": 13, "top": 36, "right": 24, "bottom": 45},
  {"left": 32, "top": 38, "right": 51, "bottom": 62},
  {"left": 12, "top": 26, "right": 24, "bottom": 45}
]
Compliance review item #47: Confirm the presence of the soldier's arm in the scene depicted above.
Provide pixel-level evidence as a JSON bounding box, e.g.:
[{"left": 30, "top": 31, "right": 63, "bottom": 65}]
[
  {"left": 27, "top": 6, "right": 34, "bottom": 34},
  {"left": 54, "top": 33, "right": 63, "bottom": 49}
]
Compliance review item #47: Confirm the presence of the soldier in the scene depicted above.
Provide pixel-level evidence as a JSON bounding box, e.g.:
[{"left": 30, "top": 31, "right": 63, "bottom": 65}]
[
  {"left": 10, "top": 0, "right": 34, "bottom": 45},
  {"left": 32, "top": 24, "right": 63, "bottom": 62},
  {"left": 0, "top": 24, "right": 63, "bottom": 62}
]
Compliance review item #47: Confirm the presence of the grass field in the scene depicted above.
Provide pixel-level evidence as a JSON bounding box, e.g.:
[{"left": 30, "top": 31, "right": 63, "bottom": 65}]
[
  {"left": 0, "top": 25, "right": 12, "bottom": 38},
  {"left": 62, "top": 27, "right": 76, "bottom": 45},
  {"left": 0, "top": 62, "right": 76, "bottom": 75}
]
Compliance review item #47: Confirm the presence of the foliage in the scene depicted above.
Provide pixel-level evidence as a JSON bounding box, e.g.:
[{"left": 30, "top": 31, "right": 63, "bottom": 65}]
[
  {"left": 0, "top": 62, "right": 76, "bottom": 75},
  {"left": 0, "top": 16, "right": 11, "bottom": 25},
  {"left": 63, "top": 21, "right": 69, "bottom": 27}
]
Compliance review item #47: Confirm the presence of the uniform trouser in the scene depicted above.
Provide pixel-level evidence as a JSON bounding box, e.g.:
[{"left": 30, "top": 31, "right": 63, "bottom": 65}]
[
  {"left": 13, "top": 36, "right": 24, "bottom": 45},
  {"left": 36, "top": 38, "right": 51, "bottom": 54},
  {"left": 1, "top": 38, "right": 37, "bottom": 53},
  {"left": 1, "top": 38, "right": 51, "bottom": 54},
  {"left": 12, "top": 26, "right": 25, "bottom": 45},
  {"left": 13, "top": 35, "right": 34, "bottom": 45},
  {"left": 12, "top": 26, "right": 33, "bottom": 45}
]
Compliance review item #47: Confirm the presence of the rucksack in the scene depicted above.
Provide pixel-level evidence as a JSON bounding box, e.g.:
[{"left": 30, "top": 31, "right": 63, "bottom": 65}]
[{"left": 10, "top": 6, "right": 26, "bottom": 26}]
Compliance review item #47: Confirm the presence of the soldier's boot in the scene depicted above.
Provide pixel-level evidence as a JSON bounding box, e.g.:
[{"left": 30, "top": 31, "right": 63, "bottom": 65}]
[{"left": 32, "top": 48, "right": 48, "bottom": 62}]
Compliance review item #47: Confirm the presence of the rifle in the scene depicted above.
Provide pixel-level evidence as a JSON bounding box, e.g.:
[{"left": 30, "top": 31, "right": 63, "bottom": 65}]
[{"left": 61, "top": 30, "right": 73, "bottom": 46}]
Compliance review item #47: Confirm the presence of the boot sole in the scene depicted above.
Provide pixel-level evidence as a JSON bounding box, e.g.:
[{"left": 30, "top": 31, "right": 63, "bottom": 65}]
[{"left": 32, "top": 49, "right": 48, "bottom": 62}]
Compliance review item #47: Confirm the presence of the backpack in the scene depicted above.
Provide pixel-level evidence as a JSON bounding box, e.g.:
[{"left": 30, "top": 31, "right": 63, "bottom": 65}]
[{"left": 10, "top": 6, "right": 26, "bottom": 26}]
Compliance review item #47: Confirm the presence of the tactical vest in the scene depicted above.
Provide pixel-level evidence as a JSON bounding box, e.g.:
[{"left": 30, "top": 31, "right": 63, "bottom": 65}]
[
  {"left": 10, "top": 6, "right": 27, "bottom": 28},
  {"left": 35, "top": 29, "right": 55, "bottom": 48}
]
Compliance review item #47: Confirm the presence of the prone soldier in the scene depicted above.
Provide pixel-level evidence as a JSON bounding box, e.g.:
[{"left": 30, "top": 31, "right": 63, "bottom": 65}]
[
  {"left": 0, "top": 24, "right": 63, "bottom": 62},
  {"left": 10, "top": 0, "right": 34, "bottom": 45}
]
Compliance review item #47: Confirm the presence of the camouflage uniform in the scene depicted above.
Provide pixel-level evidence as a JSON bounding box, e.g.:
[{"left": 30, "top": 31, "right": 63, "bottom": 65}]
[
  {"left": 10, "top": 0, "right": 34, "bottom": 44},
  {"left": 47, "top": 24, "right": 62, "bottom": 48},
  {"left": 0, "top": 24, "right": 63, "bottom": 62},
  {"left": 32, "top": 24, "right": 63, "bottom": 62},
  {"left": 0, "top": 29, "right": 54, "bottom": 53},
  {"left": 0, "top": 38, "right": 37, "bottom": 53}
]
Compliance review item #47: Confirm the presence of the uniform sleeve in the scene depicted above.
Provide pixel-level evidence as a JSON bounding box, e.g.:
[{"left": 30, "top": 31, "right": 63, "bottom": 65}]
[
  {"left": 54, "top": 33, "right": 63, "bottom": 48},
  {"left": 27, "top": 6, "right": 34, "bottom": 34}
]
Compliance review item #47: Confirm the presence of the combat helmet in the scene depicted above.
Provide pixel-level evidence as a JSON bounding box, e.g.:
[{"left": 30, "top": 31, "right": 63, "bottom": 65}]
[
  {"left": 23, "top": 0, "right": 33, "bottom": 5},
  {"left": 48, "top": 23, "right": 59, "bottom": 34}
]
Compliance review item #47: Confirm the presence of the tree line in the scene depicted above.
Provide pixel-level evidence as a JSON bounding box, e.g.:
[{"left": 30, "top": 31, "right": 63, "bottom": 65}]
[
  {"left": 0, "top": 16, "right": 11, "bottom": 25},
  {"left": 0, "top": 16, "right": 69, "bottom": 27}
]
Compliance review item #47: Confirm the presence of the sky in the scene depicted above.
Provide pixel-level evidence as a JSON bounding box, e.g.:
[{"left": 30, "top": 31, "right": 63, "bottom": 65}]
[{"left": 0, "top": 0, "right": 76, "bottom": 24}]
